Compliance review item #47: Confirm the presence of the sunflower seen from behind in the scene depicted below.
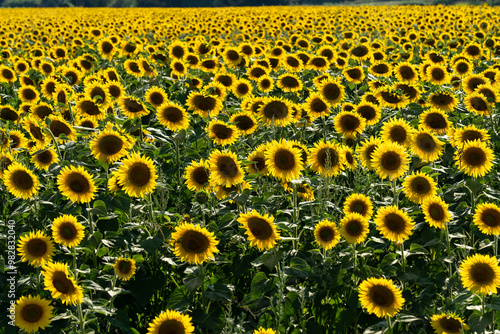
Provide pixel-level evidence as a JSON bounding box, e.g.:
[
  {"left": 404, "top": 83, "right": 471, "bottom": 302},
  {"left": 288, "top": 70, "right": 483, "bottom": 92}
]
[
  {"left": 314, "top": 219, "right": 340, "bottom": 250},
  {"left": 51, "top": 214, "right": 85, "bottom": 248},
  {"left": 359, "top": 277, "right": 405, "bottom": 318},
  {"left": 459, "top": 253, "right": 500, "bottom": 295},
  {"left": 14, "top": 295, "right": 53, "bottom": 333},
  {"left": 2, "top": 163, "right": 39, "bottom": 199},
  {"left": 113, "top": 257, "right": 137, "bottom": 281},
  {"left": 17, "top": 230, "right": 55, "bottom": 267},
  {"left": 238, "top": 210, "right": 280, "bottom": 251},
  {"left": 57, "top": 165, "right": 96, "bottom": 203},
  {"left": 146, "top": 309, "right": 194, "bottom": 334},
  {"left": 374, "top": 205, "right": 415, "bottom": 244},
  {"left": 473, "top": 202, "right": 500, "bottom": 236},
  {"left": 42, "top": 261, "right": 83, "bottom": 305},
  {"left": 116, "top": 152, "right": 158, "bottom": 198},
  {"left": 170, "top": 222, "right": 219, "bottom": 264}
]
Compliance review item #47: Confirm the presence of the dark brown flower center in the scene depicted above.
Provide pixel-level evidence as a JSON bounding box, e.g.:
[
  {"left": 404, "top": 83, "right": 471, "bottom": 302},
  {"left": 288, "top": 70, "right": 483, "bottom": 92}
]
[
  {"left": 398, "top": 66, "right": 415, "bottom": 80},
  {"left": 381, "top": 152, "right": 402, "bottom": 171},
  {"left": 192, "top": 167, "right": 209, "bottom": 185},
  {"left": 263, "top": 101, "right": 289, "bottom": 120},
  {"left": 481, "top": 208, "right": 500, "bottom": 227},
  {"left": 370, "top": 285, "right": 395, "bottom": 307},
  {"left": 322, "top": 83, "right": 340, "bottom": 101},
  {"left": 340, "top": 114, "right": 360, "bottom": 132},
  {"left": 35, "top": 106, "right": 53, "bottom": 120},
  {"left": 439, "top": 317, "right": 462, "bottom": 333},
  {"left": 351, "top": 201, "right": 367, "bottom": 215},
  {"left": 463, "top": 147, "right": 486, "bottom": 166},
  {"left": 357, "top": 105, "right": 376, "bottom": 121},
  {"left": 101, "top": 41, "right": 113, "bottom": 53},
  {"left": 371, "top": 63, "right": 390, "bottom": 75},
  {"left": 319, "top": 226, "right": 334, "bottom": 241},
  {"left": 27, "top": 238, "right": 47, "bottom": 257},
  {"left": 247, "top": 217, "right": 273, "bottom": 240},
  {"left": 60, "top": 222, "right": 77, "bottom": 240},
  {"left": 346, "top": 68, "right": 362, "bottom": 80},
  {"left": 163, "top": 107, "right": 183, "bottom": 123},
  {"left": 50, "top": 120, "right": 71, "bottom": 138},
  {"left": 67, "top": 172, "right": 90, "bottom": 194},
  {"left": 431, "top": 93, "right": 453, "bottom": 107},
  {"left": 346, "top": 220, "right": 362, "bottom": 236},
  {"left": 217, "top": 156, "right": 238, "bottom": 178},
  {"left": 416, "top": 133, "right": 436, "bottom": 152},
  {"left": 81, "top": 101, "right": 101, "bottom": 116},
  {"left": 274, "top": 149, "right": 295, "bottom": 170},
  {"left": 158, "top": 319, "right": 185, "bottom": 334},
  {"left": 124, "top": 99, "right": 144, "bottom": 114},
  {"left": 181, "top": 230, "right": 209, "bottom": 254},
  {"left": 311, "top": 98, "right": 328, "bottom": 113},
  {"left": 233, "top": 115, "right": 254, "bottom": 131},
  {"left": 149, "top": 92, "right": 164, "bottom": 106},
  {"left": 385, "top": 213, "right": 406, "bottom": 233},
  {"left": 212, "top": 124, "right": 233, "bottom": 140},
  {"left": 117, "top": 260, "right": 132, "bottom": 274},
  {"left": 22, "top": 304, "right": 43, "bottom": 323},
  {"left": 281, "top": 76, "right": 300, "bottom": 88},
  {"left": 411, "top": 177, "right": 431, "bottom": 194},
  {"left": 429, "top": 203, "right": 445, "bottom": 220},
  {"left": 12, "top": 170, "right": 34, "bottom": 190},
  {"left": 193, "top": 95, "right": 216, "bottom": 111},
  {"left": 52, "top": 271, "right": 75, "bottom": 294},
  {"left": 469, "top": 97, "right": 488, "bottom": 111},
  {"left": 129, "top": 163, "right": 151, "bottom": 187},
  {"left": 98, "top": 135, "right": 123, "bottom": 156},
  {"left": 425, "top": 113, "right": 447, "bottom": 130},
  {"left": 470, "top": 263, "right": 495, "bottom": 284}
]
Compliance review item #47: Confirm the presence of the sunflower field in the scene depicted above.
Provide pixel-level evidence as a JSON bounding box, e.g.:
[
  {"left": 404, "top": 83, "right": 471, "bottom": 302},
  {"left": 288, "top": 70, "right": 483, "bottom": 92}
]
[{"left": 1, "top": 4, "right": 500, "bottom": 334}]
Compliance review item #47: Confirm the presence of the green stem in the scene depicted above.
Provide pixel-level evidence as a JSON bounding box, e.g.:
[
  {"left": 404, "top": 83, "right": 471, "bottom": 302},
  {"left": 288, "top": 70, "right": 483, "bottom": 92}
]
[
  {"left": 199, "top": 264, "right": 208, "bottom": 313},
  {"left": 87, "top": 203, "right": 94, "bottom": 236},
  {"left": 73, "top": 247, "right": 85, "bottom": 334},
  {"left": 392, "top": 179, "right": 398, "bottom": 207},
  {"left": 482, "top": 295, "right": 486, "bottom": 334},
  {"left": 444, "top": 224, "right": 453, "bottom": 301},
  {"left": 386, "top": 316, "right": 393, "bottom": 334},
  {"left": 292, "top": 182, "right": 298, "bottom": 250},
  {"left": 45, "top": 127, "right": 63, "bottom": 161},
  {"left": 106, "top": 275, "right": 118, "bottom": 332}
]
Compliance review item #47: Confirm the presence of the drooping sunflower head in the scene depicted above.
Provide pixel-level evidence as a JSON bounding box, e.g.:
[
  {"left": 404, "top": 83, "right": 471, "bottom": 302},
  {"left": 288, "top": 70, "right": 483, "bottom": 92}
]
[
  {"left": 51, "top": 214, "right": 85, "bottom": 248},
  {"left": 2, "top": 163, "right": 39, "bottom": 199},
  {"left": 459, "top": 253, "right": 500, "bottom": 295},
  {"left": 473, "top": 202, "right": 500, "bottom": 236},
  {"left": 170, "top": 222, "right": 219, "bottom": 264},
  {"left": 339, "top": 212, "right": 370, "bottom": 244},
  {"left": 265, "top": 139, "right": 303, "bottom": 181},
  {"left": 371, "top": 141, "right": 410, "bottom": 181},
  {"left": 454, "top": 139, "right": 494, "bottom": 178},
  {"left": 42, "top": 261, "right": 83, "bottom": 305},
  {"left": 374, "top": 205, "right": 415, "bottom": 244},
  {"left": 184, "top": 159, "right": 210, "bottom": 192},
  {"left": 57, "top": 165, "right": 97, "bottom": 203},
  {"left": 430, "top": 313, "right": 470, "bottom": 334},
  {"left": 14, "top": 295, "right": 53, "bottom": 333},
  {"left": 17, "top": 230, "right": 55, "bottom": 267},
  {"left": 146, "top": 309, "right": 195, "bottom": 334},
  {"left": 314, "top": 219, "right": 341, "bottom": 250},
  {"left": 117, "top": 152, "right": 158, "bottom": 198},
  {"left": 343, "top": 193, "right": 374, "bottom": 219},
  {"left": 402, "top": 171, "right": 438, "bottom": 204},
  {"left": 113, "top": 257, "right": 137, "bottom": 281},
  {"left": 358, "top": 277, "right": 404, "bottom": 318},
  {"left": 238, "top": 210, "right": 280, "bottom": 251}
]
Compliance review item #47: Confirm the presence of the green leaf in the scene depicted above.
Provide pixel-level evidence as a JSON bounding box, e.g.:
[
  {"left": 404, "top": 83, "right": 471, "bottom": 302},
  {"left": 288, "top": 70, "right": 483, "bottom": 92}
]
[
  {"left": 205, "top": 282, "right": 233, "bottom": 302},
  {"left": 166, "top": 286, "right": 191, "bottom": 310},
  {"left": 184, "top": 275, "right": 204, "bottom": 291},
  {"left": 285, "top": 257, "right": 311, "bottom": 278},
  {"left": 139, "top": 235, "right": 164, "bottom": 254},
  {"left": 261, "top": 250, "right": 282, "bottom": 270},
  {"left": 89, "top": 200, "right": 107, "bottom": 216}
]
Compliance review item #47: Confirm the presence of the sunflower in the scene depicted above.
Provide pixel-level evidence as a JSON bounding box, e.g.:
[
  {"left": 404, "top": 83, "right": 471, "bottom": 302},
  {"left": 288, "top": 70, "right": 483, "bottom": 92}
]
[
  {"left": 394, "top": 62, "right": 418, "bottom": 83},
  {"left": 75, "top": 98, "right": 105, "bottom": 121},
  {"left": 14, "top": 295, "right": 53, "bottom": 333},
  {"left": 146, "top": 309, "right": 195, "bottom": 334},
  {"left": 265, "top": 139, "right": 303, "bottom": 181},
  {"left": 29, "top": 146, "right": 57, "bottom": 171},
  {"left": 145, "top": 86, "right": 168, "bottom": 108},
  {"left": 343, "top": 66, "right": 365, "bottom": 84},
  {"left": 277, "top": 73, "right": 303, "bottom": 93},
  {"left": 17, "top": 230, "right": 55, "bottom": 267},
  {"left": 214, "top": 72, "right": 236, "bottom": 89},
  {"left": 422, "top": 196, "right": 451, "bottom": 230},
  {"left": 355, "top": 102, "right": 381, "bottom": 126},
  {"left": 107, "top": 80, "right": 125, "bottom": 100},
  {"left": 464, "top": 43, "right": 483, "bottom": 60},
  {"left": 42, "top": 261, "right": 83, "bottom": 305},
  {"left": 282, "top": 53, "right": 303, "bottom": 72},
  {"left": 171, "top": 222, "right": 219, "bottom": 264},
  {"left": 230, "top": 111, "right": 258, "bottom": 135},
  {"left": 253, "top": 327, "right": 277, "bottom": 334},
  {"left": 282, "top": 181, "right": 315, "bottom": 201},
  {"left": 156, "top": 102, "right": 190, "bottom": 132},
  {"left": 428, "top": 90, "right": 458, "bottom": 112},
  {"left": 308, "top": 140, "right": 343, "bottom": 177},
  {"left": 51, "top": 214, "right": 85, "bottom": 248},
  {"left": 98, "top": 38, "right": 116, "bottom": 59},
  {"left": 208, "top": 120, "right": 240, "bottom": 146},
  {"left": 451, "top": 125, "right": 490, "bottom": 147},
  {"left": 426, "top": 64, "right": 450, "bottom": 85},
  {"left": 339, "top": 212, "right": 370, "bottom": 244},
  {"left": 430, "top": 313, "right": 469, "bottom": 334},
  {"left": 117, "top": 152, "right": 158, "bottom": 198},
  {"left": 57, "top": 165, "right": 97, "bottom": 203},
  {"left": 2, "top": 163, "right": 39, "bottom": 199},
  {"left": 317, "top": 78, "right": 345, "bottom": 106},
  {"left": 257, "top": 74, "right": 274, "bottom": 93},
  {"left": 454, "top": 139, "right": 494, "bottom": 178},
  {"left": 374, "top": 205, "right": 415, "bottom": 244},
  {"left": 369, "top": 62, "right": 392, "bottom": 77},
  {"left": 184, "top": 159, "right": 210, "bottom": 192},
  {"left": 402, "top": 171, "right": 437, "bottom": 204},
  {"left": 371, "top": 142, "right": 409, "bottom": 181},
  {"left": 314, "top": 220, "right": 341, "bottom": 250},
  {"left": 31, "top": 102, "right": 54, "bottom": 121},
  {"left": 476, "top": 83, "right": 499, "bottom": 104},
  {"left": 170, "top": 59, "right": 187, "bottom": 77},
  {"left": 90, "top": 126, "right": 130, "bottom": 163},
  {"left": 307, "top": 56, "right": 330, "bottom": 71},
  {"left": 473, "top": 202, "right": 500, "bottom": 236},
  {"left": 258, "top": 97, "right": 294, "bottom": 127},
  {"left": 464, "top": 92, "right": 491, "bottom": 116},
  {"left": 419, "top": 108, "right": 450, "bottom": 135},
  {"left": 238, "top": 210, "right": 280, "bottom": 251},
  {"left": 334, "top": 111, "right": 366, "bottom": 136},
  {"left": 246, "top": 144, "right": 268, "bottom": 175},
  {"left": 113, "top": 257, "right": 136, "bottom": 281},
  {"left": 208, "top": 149, "right": 244, "bottom": 187},
  {"left": 108, "top": 173, "right": 123, "bottom": 194},
  {"left": 215, "top": 180, "right": 251, "bottom": 200},
  {"left": 357, "top": 136, "right": 383, "bottom": 171},
  {"left": 124, "top": 59, "right": 144, "bottom": 77},
  {"left": 343, "top": 193, "right": 374, "bottom": 219},
  {"left": 380, "top": 118, "right": 414, "bottom": 148},
  {"left": 7, "top": 129, "right": 27, "bottom": 151},
  {"left": 18, "top": 85, "right": 40, "bottom": 103},
  {"left": 459, "top": 253, "right": 500, "bottom": 295},
  {"left": 203, "top": 82, "right": 228, "bottom": 100},
  {"left": 375, "top": 87, "right": 409, "bottom": 109},
  {"left": 0, "top": 105, "right": 19, "bottom": 122},
  {"left": 0, "top": 65, "right": 16, "bottom": 83},
  {"left": 410, "top": 129, "right": 444, "bottom": 163},
  {"left": 304, "top": 92, "right": 331, "bottom": 120},
  {"left": 341, "top": 145, "right": 357, "bottom": 170},
  {"left": 453, "top": 59, "right": 472, "bottom": 76},
  {"left": 119, "top": 96, "right": 149, "bottom": 119},
  {"left": 186, "top": 92, "right": 223, "bottom": 118},
  {"left": 359, "top": 277, "right": 405, "bottom": 318},
  {"left": 247, "top": 65, "right": 268, "bottom": 81}
]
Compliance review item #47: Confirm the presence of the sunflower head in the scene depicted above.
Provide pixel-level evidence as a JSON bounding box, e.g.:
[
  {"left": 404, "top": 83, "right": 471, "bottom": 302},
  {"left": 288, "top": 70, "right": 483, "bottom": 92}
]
[
  {"left": 57, "top": 165, "right": 97, "bottom": 203},
  {"left": 208, "top": 149, "right": 245, "bottom": 188},
  {"left": 17, "top": 230, "right": 55, "bottom": 267},
  {"left": 2, "top": 163, "right": 39, "bottom": 199},
  {"left": 14, "top": 295, "right": 53, "bottom": 333},
  {"left": 374, "top": 205, "right": 415, "bottom": 244},
  {"left": 454, "top": 139, "right": 494, "bottom": 178},
  {"left": 114, "top": 257, "right": 137, "bottom": 281},
  {"left": 265, "top": 139, "right": 303, "bottom": 181},
  {"left": 343, "top": 193, "right": 373, "bottom": 219},
  {"left": 430, "top": 313, "right": 470, "bottom": 334},
  {"left": 422, "top": 196, "right": 451, "bottom": 230},
  {"left": 117, "top": 152, "right": 158, "bottom": 198},
  {"left": 473, "top": 202, "right": 500, "bottom": 236},
  {"left": 238, "top": 210, "right": 280, "bottom": 251},
  {"left": 51, "top": 214, "right": 85, "bottom": 248},
  {"left": 170, "top": 223, "right": 219, "bottom": 264},
  {"left": 459, "top": 253, "right": 500, "bottom": 295},
  {"left": 146, "top": 309, "right": 195, "bottom": 334},
  {"left": 184, "top": 159, "right": 210, "bottom": 192},
  {"left": 402, "top": 171, "right": 437, "bottom": 204},
  {"left": 314, "top": 220, "right": 340, "bottom": 250},
  {"left": 42, "top": 261, "right": 83, "bottom": 305},
  {"left": 371, "top": 142, "right": 410, "bottom": 181},
  {"left": 339, "top": 212, "right": 370, "bottom": 244},
  {"left": 359, "top": 277, "right": 405, "bottom": 318}
]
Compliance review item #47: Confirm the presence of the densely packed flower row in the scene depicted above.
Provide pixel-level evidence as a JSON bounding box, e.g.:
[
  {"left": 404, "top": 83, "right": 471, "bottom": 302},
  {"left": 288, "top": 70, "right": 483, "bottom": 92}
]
[{"left": 0, "top": 4, "right": 499, "bottom": 334}]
